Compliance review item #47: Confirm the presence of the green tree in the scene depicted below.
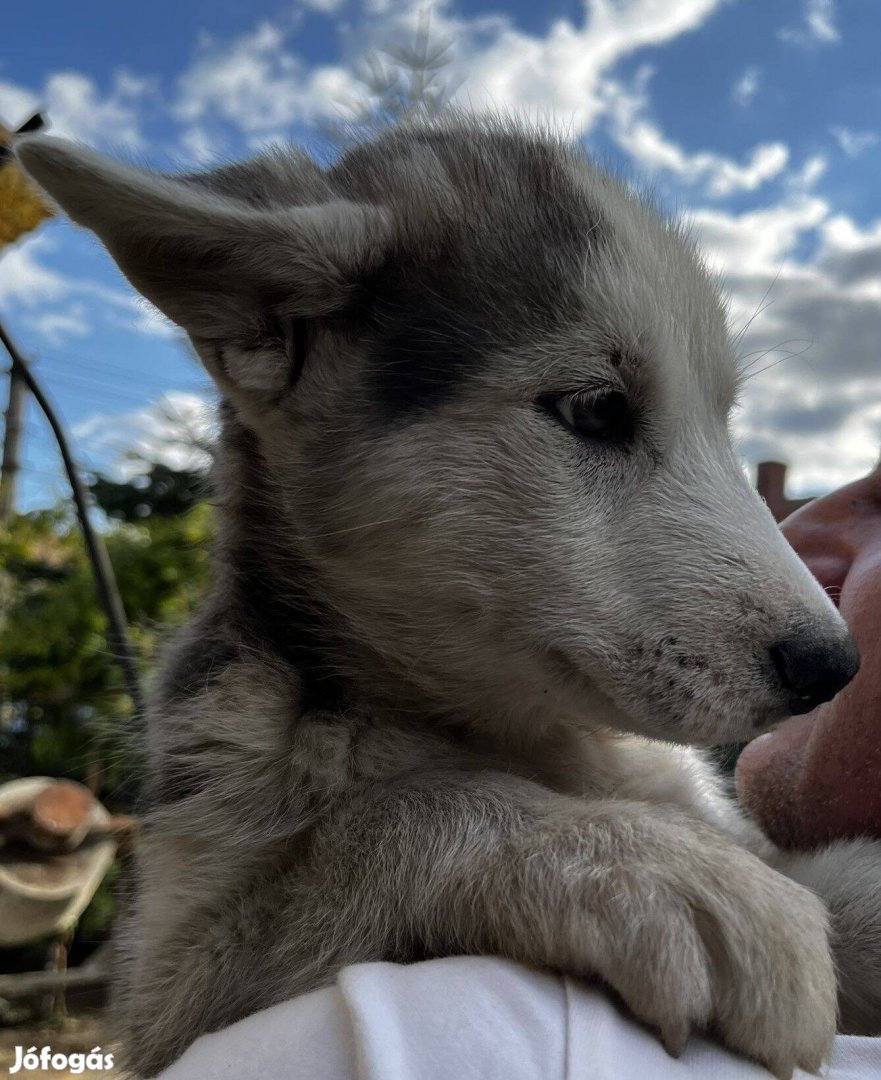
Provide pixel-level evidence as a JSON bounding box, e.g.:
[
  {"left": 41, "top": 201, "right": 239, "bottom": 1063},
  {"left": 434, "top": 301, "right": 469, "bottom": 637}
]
[
  {"left": 89, "top": 462, "right": 207, "bottom": 522},
  {"left": 323, "top": 11, "right": 458, "bottom": 146},
  {"left": 0, "top": 489, "right": 212, "bottom": 799}
]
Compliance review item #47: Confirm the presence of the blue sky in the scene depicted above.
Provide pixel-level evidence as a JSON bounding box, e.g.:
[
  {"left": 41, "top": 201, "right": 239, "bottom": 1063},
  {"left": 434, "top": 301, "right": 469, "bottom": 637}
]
[{"left": 3, "top": 0, "right": 881, "bottom": 508}]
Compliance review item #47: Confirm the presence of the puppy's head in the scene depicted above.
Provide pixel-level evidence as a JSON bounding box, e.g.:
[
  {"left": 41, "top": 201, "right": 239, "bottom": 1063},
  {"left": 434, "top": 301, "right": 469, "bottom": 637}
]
[{"left": 17, "top": 118, "right": 858, "bottom": 745}]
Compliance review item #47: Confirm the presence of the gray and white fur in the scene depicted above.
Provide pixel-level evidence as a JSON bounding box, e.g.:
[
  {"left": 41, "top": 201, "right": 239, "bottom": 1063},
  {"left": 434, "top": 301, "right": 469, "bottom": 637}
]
[{"left": 15, "top": 116, "right": 881, "bottom": 1078}]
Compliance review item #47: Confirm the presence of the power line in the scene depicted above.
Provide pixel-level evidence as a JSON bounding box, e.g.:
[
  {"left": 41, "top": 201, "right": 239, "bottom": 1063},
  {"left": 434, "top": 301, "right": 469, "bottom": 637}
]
[
  {"left": 28, "top": 346, "right": 203, "bottom": 387},
  {"left": 18, "top": 363, "right": 207, "bottom": 401},
  {"left": 3, "top": 364, "right": 207, "bottom": 417}
]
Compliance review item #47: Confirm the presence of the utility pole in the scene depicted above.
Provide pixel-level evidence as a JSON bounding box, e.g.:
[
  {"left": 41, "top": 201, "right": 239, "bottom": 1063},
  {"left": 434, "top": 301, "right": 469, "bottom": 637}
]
[{"left": 0, "top": 362, "right": 25, "bottom": 522}]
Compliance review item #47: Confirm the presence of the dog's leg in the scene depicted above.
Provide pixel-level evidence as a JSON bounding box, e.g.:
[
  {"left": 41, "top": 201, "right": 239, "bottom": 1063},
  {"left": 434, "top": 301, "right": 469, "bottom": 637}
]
[
  {"left": 126, "top": 763, "right": 836, "bottom": 1079},
  {"left": 307, "top": 769, "right": 837, "bottom": 1078},
  {"left": 572, "top": 735, "right": 881, "bottom": 1034},
  {"left": 575, "top": 735, "right": 780, "bottom": 863}
]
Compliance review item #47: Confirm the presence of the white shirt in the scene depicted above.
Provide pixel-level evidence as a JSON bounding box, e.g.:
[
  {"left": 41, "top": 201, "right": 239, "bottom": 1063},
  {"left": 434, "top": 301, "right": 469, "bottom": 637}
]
[{"left": 159, "top": 956, "right": 881, "bottom": 1079}]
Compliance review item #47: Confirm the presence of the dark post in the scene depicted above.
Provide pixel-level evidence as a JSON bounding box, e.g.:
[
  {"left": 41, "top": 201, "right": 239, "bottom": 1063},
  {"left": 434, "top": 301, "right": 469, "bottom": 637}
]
[{"left": 0, "top": 363, "right": 25, "bottom": 522}]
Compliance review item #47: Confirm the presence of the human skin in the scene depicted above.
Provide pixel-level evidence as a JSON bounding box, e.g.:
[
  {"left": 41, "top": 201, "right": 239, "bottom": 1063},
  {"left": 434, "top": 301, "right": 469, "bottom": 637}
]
[{"left": 736, "top": 461, "right": 881, "bottom": 848}]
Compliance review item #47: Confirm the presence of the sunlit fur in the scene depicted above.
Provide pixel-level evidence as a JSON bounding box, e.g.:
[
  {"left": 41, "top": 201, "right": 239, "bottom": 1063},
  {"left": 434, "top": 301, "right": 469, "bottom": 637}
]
[{"left": 17, "top": 116, "right": 881, "bottom": 1079}]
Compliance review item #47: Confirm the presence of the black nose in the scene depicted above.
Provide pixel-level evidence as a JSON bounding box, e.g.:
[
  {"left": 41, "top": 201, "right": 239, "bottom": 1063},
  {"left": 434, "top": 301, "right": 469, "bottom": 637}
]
[{"left": 770, "top": 634, "right": 860, "bottom": 715}]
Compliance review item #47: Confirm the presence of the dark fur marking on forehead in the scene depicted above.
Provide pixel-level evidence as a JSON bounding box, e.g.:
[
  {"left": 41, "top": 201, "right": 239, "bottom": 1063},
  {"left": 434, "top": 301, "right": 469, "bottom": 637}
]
[
  {"left": 359, "top": 259, "right": 493, "bottom": 419},
  {"left": 334, "top": 126, "right": 606, "bottom": 419},
  {"left": 169, "top": 121, "right": 610, "bottom": 420}
]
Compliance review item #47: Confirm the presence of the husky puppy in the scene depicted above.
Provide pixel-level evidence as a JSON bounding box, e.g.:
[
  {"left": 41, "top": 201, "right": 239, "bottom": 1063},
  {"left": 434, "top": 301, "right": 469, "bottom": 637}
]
[{"left": 16, "top": 118, "right": 881, "bottom": 1079}]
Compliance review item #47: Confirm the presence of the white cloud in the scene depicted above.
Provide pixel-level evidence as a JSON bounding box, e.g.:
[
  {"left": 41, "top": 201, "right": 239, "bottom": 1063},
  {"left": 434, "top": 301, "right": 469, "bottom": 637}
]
[
  {"left": 804, "top": 0, "right": 840, "bottom": 43},
  {"left": 0, "top": 233, "right": 72, "bottom": 309},
  {"left": 830, "top": 126, "right": 878, "bottom": 158},
  {"left": 0, "top": 79, "right": 39, "bottom": 129},
  {"left": 175, "top": 22, "right": 367, "bottom": 136},
  {"left": 0, "top": 70, "right": 145, "bottom": 147},
  {"left": 0, "top": 231, "right": 177, "bottom": 344},
  {"left": 690, "top": 194, "right": 828, "bottom": 278},
  {"left": 683, "top": 190, "right": 881, "bottom": 492},
  {"left": 24, "top": 303, "right": 92, "bottom": 346},
  {"left": 603, "top": 69, "right": 789, "bottom": 197},
  {"left": 787, "top": 154, "right": 828, "bottom": 190},
  {"left": 173, "top": 0, "right": 732, "bottom": 141},
  {"left": 735, "top": 377, "right": 881, "bottom": 496},
  {"left": 73, "top": 391, "right": 215, "bottom": 478},
  {"left": 779, "top": 0, "right": 840, "bottom": 48},
  {"left": 446, "top": 0, "right": 730, "bottom": 132},
  {"left": 731, "top": 66, "right": 760, "bottom": 107}
]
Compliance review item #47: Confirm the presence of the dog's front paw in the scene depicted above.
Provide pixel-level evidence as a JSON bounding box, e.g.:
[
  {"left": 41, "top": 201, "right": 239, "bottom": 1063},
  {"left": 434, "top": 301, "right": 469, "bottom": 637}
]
[
  {"left": 778, "top": 837, "right": 881, "bottom": 1035},
  {"left": 581, "top": 821, "right": 837, "bottom": 1078}
]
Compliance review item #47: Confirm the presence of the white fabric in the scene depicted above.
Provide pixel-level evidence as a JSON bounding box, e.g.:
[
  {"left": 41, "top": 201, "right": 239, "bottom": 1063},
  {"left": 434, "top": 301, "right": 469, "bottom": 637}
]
[{"left": 159, "top": 956, "right": 881, "bottom": 1079}]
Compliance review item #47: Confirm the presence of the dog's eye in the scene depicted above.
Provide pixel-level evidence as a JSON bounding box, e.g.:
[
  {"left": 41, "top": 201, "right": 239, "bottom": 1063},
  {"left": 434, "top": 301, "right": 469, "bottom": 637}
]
[{"left": 547, "top": 389, "right": 635, "bottom": 444}]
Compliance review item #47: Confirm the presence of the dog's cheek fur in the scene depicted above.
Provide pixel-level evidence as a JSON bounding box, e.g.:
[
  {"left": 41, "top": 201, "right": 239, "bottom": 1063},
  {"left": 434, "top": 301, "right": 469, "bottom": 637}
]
[{"left": 267, "top": 377, "right": 841, "bottom": 744}]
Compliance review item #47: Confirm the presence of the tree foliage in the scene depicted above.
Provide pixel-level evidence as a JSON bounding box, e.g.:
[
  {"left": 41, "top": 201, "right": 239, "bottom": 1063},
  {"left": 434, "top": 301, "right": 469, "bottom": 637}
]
[
  {"left": 0, "top": 476, "right": 212, "bottom": 800},
  {"left": 88, "top": 463, "right": 207, "bottom": 522}
]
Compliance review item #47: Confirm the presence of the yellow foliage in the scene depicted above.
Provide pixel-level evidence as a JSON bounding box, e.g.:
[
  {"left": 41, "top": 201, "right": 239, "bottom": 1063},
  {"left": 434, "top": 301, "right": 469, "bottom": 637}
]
[{"left": 0, "top": 125, "right": 53, "bottom": 250}]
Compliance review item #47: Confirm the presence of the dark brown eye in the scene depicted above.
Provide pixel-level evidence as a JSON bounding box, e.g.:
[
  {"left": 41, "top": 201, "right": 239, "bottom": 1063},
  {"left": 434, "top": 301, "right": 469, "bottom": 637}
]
[{"left": 547, "top": 388, "right": 635, "bottom": 444}]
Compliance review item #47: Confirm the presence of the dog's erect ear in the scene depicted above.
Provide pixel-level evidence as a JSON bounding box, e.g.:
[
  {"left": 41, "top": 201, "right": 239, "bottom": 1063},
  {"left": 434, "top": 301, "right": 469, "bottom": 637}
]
[{"left": 15, "top": 136, "right": 390, "bottom": 391}]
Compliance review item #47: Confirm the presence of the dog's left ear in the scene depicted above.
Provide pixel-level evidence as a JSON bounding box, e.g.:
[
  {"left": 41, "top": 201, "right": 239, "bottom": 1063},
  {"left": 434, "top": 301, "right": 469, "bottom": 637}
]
[{"left": 15, "top": 136, "right": 391, "bottom": 393}]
